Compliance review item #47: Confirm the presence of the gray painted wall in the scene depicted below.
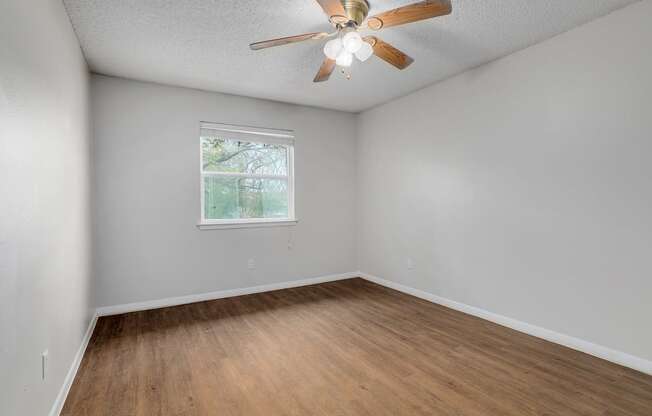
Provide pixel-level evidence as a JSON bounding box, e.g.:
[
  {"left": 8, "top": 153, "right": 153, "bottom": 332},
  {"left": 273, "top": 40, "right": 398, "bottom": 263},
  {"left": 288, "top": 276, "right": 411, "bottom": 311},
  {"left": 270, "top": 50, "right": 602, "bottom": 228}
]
[
  {"left": 91, "top": 75, "right": 357, "bottom": 307},
  {"left": 3, "top": 2, "right": 652, "bottom": 414},
  {"left": 357, "top": 1, "right": 652, "bottom": 362},
  {"left": 0, "top": 1, "right": 94, "bottom": 414}
]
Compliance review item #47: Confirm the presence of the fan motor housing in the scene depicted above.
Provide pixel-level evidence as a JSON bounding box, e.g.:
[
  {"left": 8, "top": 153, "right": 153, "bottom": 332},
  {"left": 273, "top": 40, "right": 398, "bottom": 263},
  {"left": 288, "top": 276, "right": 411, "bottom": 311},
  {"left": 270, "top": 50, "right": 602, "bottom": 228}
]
[{"left": 342, "top": 0, "right": 370, "bottom": 26}]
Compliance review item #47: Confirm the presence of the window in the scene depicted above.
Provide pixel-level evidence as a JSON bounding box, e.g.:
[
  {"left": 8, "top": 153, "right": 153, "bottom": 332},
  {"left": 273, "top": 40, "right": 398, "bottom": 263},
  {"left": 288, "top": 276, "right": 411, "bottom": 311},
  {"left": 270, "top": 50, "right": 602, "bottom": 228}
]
[{"left": 198, "top": 122, "right": 296, "bottom": 229}]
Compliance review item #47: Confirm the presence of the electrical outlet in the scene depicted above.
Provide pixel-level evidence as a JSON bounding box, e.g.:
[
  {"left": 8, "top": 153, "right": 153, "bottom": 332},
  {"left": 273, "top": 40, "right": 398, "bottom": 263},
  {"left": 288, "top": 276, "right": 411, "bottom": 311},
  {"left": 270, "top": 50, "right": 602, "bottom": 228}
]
[
  {"left": 41, "top": 350, "right": 48, "bottom": 381},
  {"left": 407, "top": 258, "right": 415, "bottom": 270},
  {"left": 247, "top": 258, "right": 256, "bottom": 270}
]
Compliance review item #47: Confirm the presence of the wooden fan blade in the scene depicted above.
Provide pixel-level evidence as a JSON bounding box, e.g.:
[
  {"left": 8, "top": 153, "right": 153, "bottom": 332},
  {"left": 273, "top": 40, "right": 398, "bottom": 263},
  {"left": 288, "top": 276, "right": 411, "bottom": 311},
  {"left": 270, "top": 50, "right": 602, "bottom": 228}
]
[
  {"left": 367, "top": 0, "right": 451, "bottom": 30},
  {"left": 364, "top": 36, "right": 414, "bottom": 70},
  {"left": 250, "top": 32, "right": 329, "bottom": 50},
  {"left": 314, "top": 58, "right": 336, "bottom": 82},
  {"left": 315, "top": 0, "right": 347, "bottom": 19}
]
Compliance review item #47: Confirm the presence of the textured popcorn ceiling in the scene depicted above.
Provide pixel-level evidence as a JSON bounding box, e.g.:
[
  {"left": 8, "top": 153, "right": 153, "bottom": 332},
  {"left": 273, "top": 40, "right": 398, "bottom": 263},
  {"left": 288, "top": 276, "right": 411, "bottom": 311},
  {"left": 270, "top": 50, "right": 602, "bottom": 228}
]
[{"left": 64, "top": 0, "right": 639, "bottom": 112}]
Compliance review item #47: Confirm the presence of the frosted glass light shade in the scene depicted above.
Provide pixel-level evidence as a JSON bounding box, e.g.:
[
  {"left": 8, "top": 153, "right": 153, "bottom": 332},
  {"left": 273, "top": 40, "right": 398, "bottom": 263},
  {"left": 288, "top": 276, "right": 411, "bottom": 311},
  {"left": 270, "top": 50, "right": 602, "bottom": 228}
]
[
  {"left": 336, "top": 51, "right": 353, "bottom": 67},
  {"left": 323, "top": 39, "right": 343, "bottom": 60},
  {"left": 342, "top": 31, "right": 363, "bottom": 53},
  {"left": 355, "top": 41, "right": 373, "bottom": 62}
]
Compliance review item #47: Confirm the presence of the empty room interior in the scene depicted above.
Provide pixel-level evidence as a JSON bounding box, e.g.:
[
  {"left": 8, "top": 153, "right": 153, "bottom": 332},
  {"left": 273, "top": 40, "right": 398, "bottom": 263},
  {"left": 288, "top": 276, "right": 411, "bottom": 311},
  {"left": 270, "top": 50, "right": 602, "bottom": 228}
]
[{"left": 3, "top": 0, "right": 652, "bottom": 415}]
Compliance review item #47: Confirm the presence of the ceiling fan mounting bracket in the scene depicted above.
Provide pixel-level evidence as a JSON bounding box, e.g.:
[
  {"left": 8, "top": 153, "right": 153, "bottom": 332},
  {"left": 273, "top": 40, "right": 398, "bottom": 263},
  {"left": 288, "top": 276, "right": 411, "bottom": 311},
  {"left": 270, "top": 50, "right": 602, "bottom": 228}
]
[
  {"left": 329, "top": 15, "right": 349, "bottom": 26},
  {"left": 367, "top": 16, "right": 383, "bottom": 30},
  {"left": 341, "top": 0, "right": 370, "bottom": 26},
  {"left": 364, "top": 36, "right": 377, "bottom": 47}
]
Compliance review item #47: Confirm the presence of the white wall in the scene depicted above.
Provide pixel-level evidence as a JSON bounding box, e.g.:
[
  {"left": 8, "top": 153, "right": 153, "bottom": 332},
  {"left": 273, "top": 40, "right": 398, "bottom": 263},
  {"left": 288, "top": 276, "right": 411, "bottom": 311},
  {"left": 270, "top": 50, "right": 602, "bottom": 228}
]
[
  {"left": 357, "top": 1, "right": 652, "bottom": 362},
  {"left": 91, "top": 75, "right": 357, "bottom": 307},
  {"left": 0, "top": 1, "right": 93, "bottom": 415}
]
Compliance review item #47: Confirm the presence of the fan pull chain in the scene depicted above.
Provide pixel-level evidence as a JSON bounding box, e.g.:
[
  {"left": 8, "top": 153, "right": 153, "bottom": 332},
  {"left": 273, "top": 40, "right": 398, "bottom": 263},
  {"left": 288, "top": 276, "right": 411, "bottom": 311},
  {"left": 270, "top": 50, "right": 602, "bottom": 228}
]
[{"left": 340, "top": 68, "right": 352, "bottom": 80}]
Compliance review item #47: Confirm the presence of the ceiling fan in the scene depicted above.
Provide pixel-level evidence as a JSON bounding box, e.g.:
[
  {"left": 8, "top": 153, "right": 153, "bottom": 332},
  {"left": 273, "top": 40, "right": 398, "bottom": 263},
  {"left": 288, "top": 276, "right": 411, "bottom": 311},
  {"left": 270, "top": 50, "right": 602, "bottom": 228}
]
[{"left": 249, "top": 0, "right": 452, "bottom": 82}]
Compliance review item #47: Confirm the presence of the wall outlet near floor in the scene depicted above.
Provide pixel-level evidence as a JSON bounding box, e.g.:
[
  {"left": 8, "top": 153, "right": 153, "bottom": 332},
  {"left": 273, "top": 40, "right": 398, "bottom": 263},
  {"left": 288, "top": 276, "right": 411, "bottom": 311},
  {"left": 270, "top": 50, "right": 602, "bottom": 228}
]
[
  {"left": 247, "top": 258, "right": 256, "bottom": 270},
  {"left": 41, "top": 350, "right": 48, "bottom": 380},
  {"left": 407, "top": 258, "right": 415, "bottom": 270}
]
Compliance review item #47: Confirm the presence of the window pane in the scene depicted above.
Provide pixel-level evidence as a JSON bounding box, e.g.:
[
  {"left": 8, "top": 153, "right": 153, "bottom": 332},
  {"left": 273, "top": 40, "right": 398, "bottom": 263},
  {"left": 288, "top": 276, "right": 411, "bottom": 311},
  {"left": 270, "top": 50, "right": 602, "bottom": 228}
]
[
  {"left": 201, "top": 137, "right": 287, "bottom": 176},
  {"left": 204, "top": 177, "right": 289, "bottom": 220}
]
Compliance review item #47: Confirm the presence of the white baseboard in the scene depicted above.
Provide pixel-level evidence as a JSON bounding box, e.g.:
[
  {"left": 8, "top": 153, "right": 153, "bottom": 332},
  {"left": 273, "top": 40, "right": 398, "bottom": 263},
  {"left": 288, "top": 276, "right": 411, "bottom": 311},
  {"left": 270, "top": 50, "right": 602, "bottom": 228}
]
[
  {"left": 50, "top": 272, "right": 358, "bottom": 414},
  {"left": 50, "top": 270, "right": 650, "bottom": 416},
  {"left": 96, "top": 272, "right": 359, "bottom": 317},
  {"left": 359, "top": 272, "right": 652, "bottom": 376},
  {"left": 49, "top": 312, "right": 98, "bottom": 416}
]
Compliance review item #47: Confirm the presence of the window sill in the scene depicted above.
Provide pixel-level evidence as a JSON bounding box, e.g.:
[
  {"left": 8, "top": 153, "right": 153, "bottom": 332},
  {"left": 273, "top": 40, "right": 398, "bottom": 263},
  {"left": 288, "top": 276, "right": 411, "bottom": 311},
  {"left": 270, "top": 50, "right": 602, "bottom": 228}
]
[{"left": 196, "top": 219, "right": 298, "bottom": 230}]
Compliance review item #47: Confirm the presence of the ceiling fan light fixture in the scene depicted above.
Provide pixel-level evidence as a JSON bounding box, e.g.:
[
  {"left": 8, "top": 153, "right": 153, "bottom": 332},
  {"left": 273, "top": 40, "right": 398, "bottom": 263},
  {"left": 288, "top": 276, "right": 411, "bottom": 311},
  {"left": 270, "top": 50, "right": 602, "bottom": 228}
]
[
  {"left": 249, "top": 0, "right": 452, "bottom": 82},
  {"left": 335, "top": 51, "right": 353, "bottom": 67},
  {"left": 355, "top": 41, "right": 373, "bottom": 62},
  {"left": 323, "top": 38, "right": 343, "bottom": 59},
  {"left": 342, "top": 31, "right": 363, "bottom": 53}
]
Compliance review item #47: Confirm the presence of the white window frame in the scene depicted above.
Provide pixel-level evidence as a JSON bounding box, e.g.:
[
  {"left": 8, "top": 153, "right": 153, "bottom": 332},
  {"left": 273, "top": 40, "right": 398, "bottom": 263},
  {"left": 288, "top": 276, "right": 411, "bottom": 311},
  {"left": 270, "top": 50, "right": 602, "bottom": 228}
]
[{"left": 197, "top": 122, "right": 297, "bottom": 230}]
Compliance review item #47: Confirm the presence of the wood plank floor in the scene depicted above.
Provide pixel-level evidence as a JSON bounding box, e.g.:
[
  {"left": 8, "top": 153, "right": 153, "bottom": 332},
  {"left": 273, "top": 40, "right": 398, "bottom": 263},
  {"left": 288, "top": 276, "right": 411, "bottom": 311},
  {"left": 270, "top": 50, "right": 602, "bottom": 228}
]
[{"left": 62, "top": 278, "right": 652, "bottom": 415}]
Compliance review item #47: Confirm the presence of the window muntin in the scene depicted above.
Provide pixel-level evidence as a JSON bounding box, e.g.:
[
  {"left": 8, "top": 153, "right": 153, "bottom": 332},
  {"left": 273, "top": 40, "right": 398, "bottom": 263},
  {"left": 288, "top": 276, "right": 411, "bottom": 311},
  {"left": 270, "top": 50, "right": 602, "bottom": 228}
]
[{"left": 199, "top": 123, "right": 294, "bottom": 224}]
